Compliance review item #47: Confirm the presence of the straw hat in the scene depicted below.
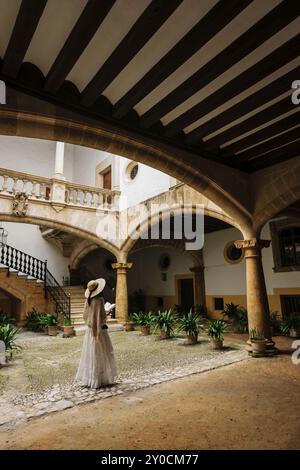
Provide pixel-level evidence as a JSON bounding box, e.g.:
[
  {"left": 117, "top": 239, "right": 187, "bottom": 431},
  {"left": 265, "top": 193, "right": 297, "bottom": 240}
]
[{"left": 85, "top": 278, "right": 106, "bottom": 299}]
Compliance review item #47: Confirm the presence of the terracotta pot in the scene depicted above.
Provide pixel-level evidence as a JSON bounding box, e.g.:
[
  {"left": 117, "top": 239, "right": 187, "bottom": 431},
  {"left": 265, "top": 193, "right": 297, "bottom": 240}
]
[
  {"left": 124, "top": 322, "right": 135, "bottom": 332},
  {"left": 63, "top": 326, "right": 74, "bottom": 336},
  {"left": 140, "top": 325, "right": 150, "bottom": 335},
  {"left": 48, "top": 325, "right": 58, "bottom": 336},
  {"left": 251, "top": 339, "right": 267, "bottom": 354},
  {"left": 160, "top": 331, "right": 170, "bottom": 340},
  {"left": 290, "top": 328, "right": 300, "bottom": 338},
  {"left": 211, "top": 339, "right": 223, "bottom": 350},
  {"left": 186, "top": 333, "right": 198, "bottom": 344}
]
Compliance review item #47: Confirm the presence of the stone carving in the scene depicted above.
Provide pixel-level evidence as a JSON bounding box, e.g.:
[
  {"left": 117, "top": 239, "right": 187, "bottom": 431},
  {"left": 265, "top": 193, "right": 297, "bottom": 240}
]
[
  {"left": 12, "top": 192, "right": 28, "bottom": 217},
  {"left": 234, "top": 239, "right": 271, "bottom": 250}
]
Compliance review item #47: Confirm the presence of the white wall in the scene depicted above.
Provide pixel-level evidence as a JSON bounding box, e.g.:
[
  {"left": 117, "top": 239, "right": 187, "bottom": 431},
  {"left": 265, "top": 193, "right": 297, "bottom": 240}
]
[
  {"left": 128, "top": 247, "right": 192, "bottom": 296},
  {"left": 1, "top": 222, "right": 69, "bottom": 283},
  {"left": 119, "top": 157, "right": 173, "bottom": 209}
]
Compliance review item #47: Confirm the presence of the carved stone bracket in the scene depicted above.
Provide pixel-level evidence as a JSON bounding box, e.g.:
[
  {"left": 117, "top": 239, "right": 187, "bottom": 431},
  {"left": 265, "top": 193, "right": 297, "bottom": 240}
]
[
  {"left": 112, "top": 262, "right": 133, "bottom": 273},
  {"left": 12, "top": 192, "right": 28, "bottom": 217}
]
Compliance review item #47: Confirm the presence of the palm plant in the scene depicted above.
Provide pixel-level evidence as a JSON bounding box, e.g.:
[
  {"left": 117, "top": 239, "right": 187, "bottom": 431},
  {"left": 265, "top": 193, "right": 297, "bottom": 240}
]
[
  {"left": 177, "top": 310, "right": 202, "bottom": 344},
  {"left": 44, "top": 313, "right": 60, "bottom": 326},
  {"left": 280, "top": 314, "right": 300, "bottom": 336},
  {"left": 132, "top": 311, "right": 154, "bottom": 326},
  {"left": 0, "top": 310, "right": 15, "bottom": 325},
  {"left": 0, "top": 323, "right": 22, "bottom": 357},
  {"left": 249, "top": 327, "right": 265, "bottom": 341},
  {"left": 26, "top": 309, "right": 48, "bottom": 331},
  {"left": 152, "top": 309, "right": 176, "bottom": 339},
  {"left": 207, "top": 320, "right": 227, "bottom": 341}
]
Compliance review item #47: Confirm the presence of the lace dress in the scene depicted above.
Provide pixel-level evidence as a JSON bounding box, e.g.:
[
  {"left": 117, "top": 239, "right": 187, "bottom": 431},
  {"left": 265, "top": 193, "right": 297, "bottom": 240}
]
[{"left": 75, "top": 296, "right": 117, "bottom": 388}]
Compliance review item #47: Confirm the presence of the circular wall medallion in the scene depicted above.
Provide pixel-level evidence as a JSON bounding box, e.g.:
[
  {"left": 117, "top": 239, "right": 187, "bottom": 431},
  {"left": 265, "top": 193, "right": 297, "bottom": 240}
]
[
  {"left": 159, "top": 253, "right": 171, "bottom": 270},
  {"left": 224, "top": 241, "right": 244, "bottom": 264}
]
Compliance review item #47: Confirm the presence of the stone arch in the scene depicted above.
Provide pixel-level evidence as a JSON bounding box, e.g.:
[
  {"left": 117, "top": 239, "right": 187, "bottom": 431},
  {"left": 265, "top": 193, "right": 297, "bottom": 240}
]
[
  {"left": 121, "top": 204, "right": 242, "bottom": 256},
  {"left": 69, "top": 240, "right": 118, "bottom": 270},
  {"left": 0, "top": 213, "right": 120, "bottom": 258},
  {"left": 0, "top": 107, "right": 252, "bottom": 231}
]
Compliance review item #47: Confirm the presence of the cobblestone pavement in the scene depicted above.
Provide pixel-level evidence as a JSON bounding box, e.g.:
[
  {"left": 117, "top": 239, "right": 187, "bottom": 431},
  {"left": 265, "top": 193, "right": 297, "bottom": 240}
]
[{"left": 0, "top": 348, "right": 248, "bottom": 429}]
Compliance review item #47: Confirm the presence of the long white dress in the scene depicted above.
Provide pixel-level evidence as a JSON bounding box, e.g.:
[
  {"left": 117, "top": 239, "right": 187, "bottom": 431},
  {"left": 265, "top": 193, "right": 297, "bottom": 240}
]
[{"left": 75, "top": 296, "right": 117, "bottom": 388}]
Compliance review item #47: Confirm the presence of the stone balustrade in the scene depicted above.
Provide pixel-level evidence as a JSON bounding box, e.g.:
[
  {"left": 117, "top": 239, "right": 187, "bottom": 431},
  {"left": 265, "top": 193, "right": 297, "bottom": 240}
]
[{"left": 0, "top": 168, "right": 120, "bottom": 210}]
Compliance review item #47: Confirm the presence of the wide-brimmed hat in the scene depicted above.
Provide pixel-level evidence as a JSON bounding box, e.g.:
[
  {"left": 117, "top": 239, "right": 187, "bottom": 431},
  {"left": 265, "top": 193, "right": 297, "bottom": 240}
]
[{"left": 85, "top": 278, "right": 106, "bottom": 299}]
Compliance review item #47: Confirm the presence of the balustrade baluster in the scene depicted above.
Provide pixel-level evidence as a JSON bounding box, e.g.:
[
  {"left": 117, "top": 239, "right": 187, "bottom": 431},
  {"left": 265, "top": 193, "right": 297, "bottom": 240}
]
[
  {"left": 2, "top": 175, "right": 9, "bottom": 192},
  {"left": 91, "top": 192, "right": 95, "bottom": 207},
  {"left": 83, "top": 191, "right": 87, "bottom": 206},
  {"left": 76, "top": 190, "right": 81, "bottom": 205},
  {"left": 31, "top": 181, "right": 37, "bottom": 198},
  {"left": 12, "top": 178, "right": 18, "bottom": 194},
  {"left": 40, "top": 184, "right": 46, "bottom": 200}
]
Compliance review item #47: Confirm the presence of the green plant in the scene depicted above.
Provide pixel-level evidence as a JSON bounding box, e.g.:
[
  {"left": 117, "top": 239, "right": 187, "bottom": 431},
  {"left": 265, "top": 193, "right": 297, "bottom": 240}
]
[
  {"left": 63, "top": 317, "right": 73, "bottom": 326},
  {"left": 207, "top": 320, "right": 227, "bottom": 340},
  {"left": 177, "top": 310, "right": 202, "bottom": 336},
  {"left": 269, "top": 311, "right": 281, "bottom": 332},
  {"left": 25, "top": 309, "right": 48, "bottom": 331},
  {"left": 249, "top": 328, "right": 265, "bottom": 341},
  {"left": 222, "top": 302, "right": 240, "bottom": 320},
  {"left": 222, "top": 303, "right": 248, "bottom": 332},
  {"left": 45, "top": 313, "right": 60, "bottom": 326},
  {"left": 131, "top": 311, "right": 154, "bottom": 326},
  {"left": 194, "top": 304, "right": 207, "bottom": 315},
  {"left": 0, "top": 310, "right": 15, "bottom": 325},
  {"left": 0, "top": 323, "right": 22, "bottom": 354},
  {"left": 280, "top": 314, "right": 300, "bottom": 334},
  {"left": 152, "top": 309, "right": 176, "bottom": 337},
  {"left": 127, "top": 313, "right": 136, "bottom": 323}
]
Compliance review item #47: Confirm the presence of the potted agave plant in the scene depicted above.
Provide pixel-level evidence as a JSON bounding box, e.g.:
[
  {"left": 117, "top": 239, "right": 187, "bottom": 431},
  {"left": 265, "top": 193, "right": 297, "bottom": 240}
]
[
  {"left": 178, "top": 310, "right": 202, "bottom": 344},
  {"left": 153, "top": 309, "right": 175, "bottom": 339},
  {"left": 249, "top": 328, "right": 267, "bottom": 355},
  {"left": 207, "top": 320, "right": 227, "bottom": 349},
  {"left": 132, "top": 312, "right": 153, "bottom": 335},
  {"left": 46, "top": 313, "right": 60, "bottom": 336},
  {"left": 63, "top": 317, "right": 75, "bottom": 337},
  {"left": 280, "top": 313, "right": 300, "bottom": 338},
  {"left": 124, "top": 314, "right": 135, "bottom": 332}
]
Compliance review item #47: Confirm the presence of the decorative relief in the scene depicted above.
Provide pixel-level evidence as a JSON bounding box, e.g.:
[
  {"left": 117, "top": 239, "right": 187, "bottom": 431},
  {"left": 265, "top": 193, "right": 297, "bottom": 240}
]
[{"left": 12, "top": 192, "right": 28, "bottom": 217}]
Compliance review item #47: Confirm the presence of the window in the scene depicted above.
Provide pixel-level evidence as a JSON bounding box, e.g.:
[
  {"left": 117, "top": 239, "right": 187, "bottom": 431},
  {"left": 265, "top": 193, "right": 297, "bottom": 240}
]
[
  {"left": 159, "top": 254, "right": 171, "bottom": 270},
  {"left": 279, "top": 227, "right": 300, "bottom": 267},
  {"left": 224, "top": 241, "right": 243, "bottom": 264},
  {"left": 125, "top": 162, "right": 139, "bottom": 182},
  {"left": 214, "top": 297, "right": 224, "bottom": 311},
  {"left": 270, "top": 220, "right": 300, "bottom": 272},
  {"left": 101, "top": 166, "right": 112, "bottom": 189}
]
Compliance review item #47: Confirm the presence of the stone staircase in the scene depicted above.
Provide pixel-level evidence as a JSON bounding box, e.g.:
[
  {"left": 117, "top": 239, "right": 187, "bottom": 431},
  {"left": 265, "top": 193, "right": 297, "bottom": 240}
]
[{"left": 65, "top": 285, "right": 123, "bottom": 331}]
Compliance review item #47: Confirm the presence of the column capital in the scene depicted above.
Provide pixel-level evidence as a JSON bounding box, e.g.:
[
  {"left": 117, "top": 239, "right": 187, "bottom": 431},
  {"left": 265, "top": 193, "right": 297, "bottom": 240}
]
[
  {"left": 234, "top": 239, "right": 271, "bottom": 250},
  {"left": 112, "top": 262, "right": 133, "bottom": 272}
]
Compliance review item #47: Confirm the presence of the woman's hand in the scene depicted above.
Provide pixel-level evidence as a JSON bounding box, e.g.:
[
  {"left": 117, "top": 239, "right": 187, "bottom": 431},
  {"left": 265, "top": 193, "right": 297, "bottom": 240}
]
[{"left": 102, "top": 324, "right": 108, "bottom": 330}]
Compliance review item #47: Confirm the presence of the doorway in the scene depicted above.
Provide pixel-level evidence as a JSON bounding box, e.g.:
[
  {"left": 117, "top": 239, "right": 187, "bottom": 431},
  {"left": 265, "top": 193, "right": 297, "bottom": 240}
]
[{"left": 177, "top": 278, "right": 194, "bottom": 312}]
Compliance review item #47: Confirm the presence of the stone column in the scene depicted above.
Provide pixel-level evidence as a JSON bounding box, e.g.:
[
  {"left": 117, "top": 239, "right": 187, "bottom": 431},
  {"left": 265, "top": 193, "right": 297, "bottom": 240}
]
[
  {"left": 190, "top": 266, "right": 206, "bottom": 309},
  {"left": 112, "top": 262, "right": 133, "bottom": 322},
  {"left": 54, "top": 142, "right": 65, "bottom": 180},
  {"left": 234, "top": 238, "right": 275, "bottom": 353}
]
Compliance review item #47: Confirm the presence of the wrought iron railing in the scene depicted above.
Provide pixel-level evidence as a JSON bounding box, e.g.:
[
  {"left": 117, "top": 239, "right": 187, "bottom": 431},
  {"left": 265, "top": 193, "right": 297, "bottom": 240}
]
[
  {"left": 0, "top": 243, "right": 70, "bottom": 319},
  {"left": 44, "top": 268, "right": 71, "bottom": 320}
]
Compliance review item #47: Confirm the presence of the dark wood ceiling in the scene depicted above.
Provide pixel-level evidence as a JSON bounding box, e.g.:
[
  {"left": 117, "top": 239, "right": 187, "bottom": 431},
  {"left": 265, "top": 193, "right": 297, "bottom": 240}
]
[{"left": 0, "top": 0, "right": 299, "bottom": 173}]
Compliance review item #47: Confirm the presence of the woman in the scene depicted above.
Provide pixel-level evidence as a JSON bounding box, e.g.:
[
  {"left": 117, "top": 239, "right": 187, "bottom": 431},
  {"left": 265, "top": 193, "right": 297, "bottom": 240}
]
[{"left": 76, "top": 278, "right": 117, "bottom": 388}]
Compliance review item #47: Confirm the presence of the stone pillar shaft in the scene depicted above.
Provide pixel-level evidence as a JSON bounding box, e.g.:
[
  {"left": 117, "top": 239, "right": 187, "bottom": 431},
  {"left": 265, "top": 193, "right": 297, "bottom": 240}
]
[
  {"left": 112, "top": 262, "right": 132, "bottom": 322},
  {"left": 54, "top": 142, "right": 65, "bottom": 179},
  {"left": 235, "top": 239, "right": 271, "bottom": 339}
]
